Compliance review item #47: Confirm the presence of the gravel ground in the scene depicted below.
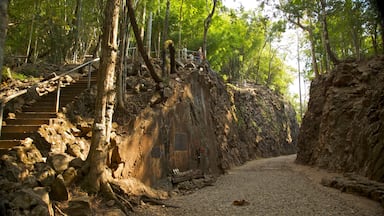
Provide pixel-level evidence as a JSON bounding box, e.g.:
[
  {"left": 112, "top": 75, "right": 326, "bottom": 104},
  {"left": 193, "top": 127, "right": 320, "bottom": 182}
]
[{"left": 132, "top": 155, "right": 384, "bottom": 216}]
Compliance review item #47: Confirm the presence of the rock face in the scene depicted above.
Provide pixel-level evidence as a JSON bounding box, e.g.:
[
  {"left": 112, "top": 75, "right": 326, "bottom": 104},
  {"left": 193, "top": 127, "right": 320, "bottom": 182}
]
[
  {"left": 297, "top": 56, "right": 384, "bottom": 182},
  {"left": 105, "top": 66, "right": 298, "bottom": 185},
  {"left": 233, "top": 87, "right": 298, "bottom": 158}
]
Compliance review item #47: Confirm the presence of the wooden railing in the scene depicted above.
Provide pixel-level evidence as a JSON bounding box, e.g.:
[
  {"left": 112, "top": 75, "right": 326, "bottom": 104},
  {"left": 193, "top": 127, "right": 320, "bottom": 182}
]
[{"left": 0, "top": 58, "right": 100, "bottom": 136}]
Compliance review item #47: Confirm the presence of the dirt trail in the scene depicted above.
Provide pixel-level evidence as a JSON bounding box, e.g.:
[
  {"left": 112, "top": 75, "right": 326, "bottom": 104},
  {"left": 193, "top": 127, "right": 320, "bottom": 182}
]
[{"left": 132, "top": 155, "right": 383, "bottom": 216}]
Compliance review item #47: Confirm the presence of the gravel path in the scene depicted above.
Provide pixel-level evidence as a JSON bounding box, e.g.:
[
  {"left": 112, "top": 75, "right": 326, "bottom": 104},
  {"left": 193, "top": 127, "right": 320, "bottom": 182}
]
[{"left": 132, "top": 155, "right": 383, "bottom": 216}]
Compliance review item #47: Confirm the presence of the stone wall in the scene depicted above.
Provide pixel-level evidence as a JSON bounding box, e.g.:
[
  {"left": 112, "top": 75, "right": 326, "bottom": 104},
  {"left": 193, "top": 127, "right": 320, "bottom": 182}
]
[
  {"left": 110, "top": 67, "right": 298, "bottom": 185},
  {"left": 297, "top": 56, "right": 384, "bottom": 182}
]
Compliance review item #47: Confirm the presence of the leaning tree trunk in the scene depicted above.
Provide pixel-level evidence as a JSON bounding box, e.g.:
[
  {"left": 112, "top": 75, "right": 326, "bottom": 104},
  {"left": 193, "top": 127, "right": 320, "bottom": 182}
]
[
  {"left": 202, "top": 0, "right": 217, "bottom": 61},
  {"left": 320, "top": 0, "right": 339, "bottom": 67},
  {"left": 0, "top": 0, "right": 9, "bottom": 83},
  {"left": 83, "top": 0, "right": 120, "bottom": 196},
  {"left": 26, "top": 1, "right": 37, "bottom": 64},
  {"left": 307, "top": 27, "right": 319, "bottom": 77},
  {"left": 127, "top": 0, "right": 162, "bottom": 83},
  {"left": 288, "top": 17, "right": 319, "bottom": 77}
]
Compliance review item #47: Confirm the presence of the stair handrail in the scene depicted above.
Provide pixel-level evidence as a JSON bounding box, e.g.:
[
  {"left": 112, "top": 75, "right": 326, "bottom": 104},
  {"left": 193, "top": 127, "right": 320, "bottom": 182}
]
[{"left": 0, "top": 57, "right": 100, "bottom": 136}]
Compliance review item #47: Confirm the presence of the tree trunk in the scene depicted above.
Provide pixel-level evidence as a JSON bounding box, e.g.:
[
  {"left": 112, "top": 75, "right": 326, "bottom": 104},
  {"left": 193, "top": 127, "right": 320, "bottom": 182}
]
[
  {"left": 166, "top": 40, "right": 176, "bottom": 74},
  {"left": 308, "top": 28, "right": 319, "bottom": 77},
  {"left": 72, "top": 0, "right": 83, "bottom": 62},
  {"left": 202, "top": 0, "right": 217, "bottom": 61},
  {"left": 117, "top": 0, "right": 129, "bottom": 110},
  {"left": 320, "top": 0, "right": 339, "bottom": 66},
  {"left": 140, "top": 2, "right": 146, "bottom": 44},
  {"left": 0, "top": 0, "right": 9, "bottom": 83},
  {"left": 127, "top": 0, "right": 162, "bottom": 83},
  {"left": 255, "top": 38, "right": 268, "bottom": 83},
  {"left": 288, "top": 17, "right": 319, "bottom": 77},
  {"left": 178, "top": 0, "right": 184, "bottom": 60},
  {"left": 267, "top": 48, "right": 276, "bottom": 86},
  {"left": 161, "top": 0, "right": 170, "bottom": 76},
  {"left": 26, "top": 1, "right": 37, "bottom": 64},
  {"left": 381, "top": 20, "right": 384, "bottom": 54},
  {"left": 351, "top": 28, "right": 361, "bottom": 60},
  {"left": 83, "top": 0, "right": 120, "bottom": 195},
  {"left": 146, "top": 12, "right": 153, "bottom": 57}
]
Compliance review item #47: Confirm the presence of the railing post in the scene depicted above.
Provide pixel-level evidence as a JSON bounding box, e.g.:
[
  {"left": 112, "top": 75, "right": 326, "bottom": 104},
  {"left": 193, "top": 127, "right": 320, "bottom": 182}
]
[
  {"left": 0, "top": 102, "right": 4, "bottom": 137},
  {"left": 88, "top": 63, "right": 92, "bottom": 89},
  {"left": 55, "top": 79, "right": 61, "bottom": 113}
]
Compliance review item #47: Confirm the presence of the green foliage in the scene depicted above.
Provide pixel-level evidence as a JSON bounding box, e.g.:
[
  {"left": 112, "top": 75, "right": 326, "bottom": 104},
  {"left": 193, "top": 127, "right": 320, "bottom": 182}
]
[
  {"left": 2, "top": 66, "right": 29, "bottom": 81},
  {"left": 7, "top": 0, "right": 104, "bottom": 64},
  {"left": 279, "top": 0, "right": 382, "bottom": 78},
  {"left": 5, "top": 0, "right": 294, "bottom": 95}
]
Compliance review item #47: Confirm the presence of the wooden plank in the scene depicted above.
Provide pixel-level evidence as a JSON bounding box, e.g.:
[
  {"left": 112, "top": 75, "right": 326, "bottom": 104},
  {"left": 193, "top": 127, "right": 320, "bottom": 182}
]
[
  {"left": 0, "top": 132, "right": 33, "bottom": 140},
  {"left": 5, "top": 118, "right": 49, "bottom": 125},
  {"left": 0, "top": 140, "right": 20, "bottom": 149},
  {"left": 1, "top": 125, "right": 41, "bottom": 133},
  {"left": 16, "top": 112, "right": 56, "bottom": 119}
]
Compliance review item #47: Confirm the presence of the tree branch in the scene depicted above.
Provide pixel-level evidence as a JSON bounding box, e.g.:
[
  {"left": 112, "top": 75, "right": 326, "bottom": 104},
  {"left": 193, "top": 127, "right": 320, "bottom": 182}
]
[{"left": 126, "top": 0, "right": 162, "bottom": 83}]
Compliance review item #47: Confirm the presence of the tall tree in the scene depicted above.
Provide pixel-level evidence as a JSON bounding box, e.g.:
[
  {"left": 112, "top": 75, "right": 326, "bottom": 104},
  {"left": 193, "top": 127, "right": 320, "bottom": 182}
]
[
  {"left": 83, "top": 0, "right": 120, "bottom": 198},
  {"left": 202, "top": 0, "right": 217, "bottom": 61},
  {"left": 279, "top": 0, "right": 320, "bottom": 77},
  {"left": 0, "top": 0, "right": 8, "bottom": 82},
  {"left": 71, "top": 0, "right": 83, "bottom": 62},
  {"left": 292, "top": 18, "right": 319, "bottom": 77},
  {"left": 319, "top": 0, "right": 339, "bottom": 68}
]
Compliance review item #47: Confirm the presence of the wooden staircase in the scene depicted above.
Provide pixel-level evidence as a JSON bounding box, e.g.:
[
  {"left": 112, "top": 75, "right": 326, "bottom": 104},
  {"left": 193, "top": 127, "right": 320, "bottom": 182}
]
[{"left": 0, "top": 71, "right": 97, "bottom": 152}]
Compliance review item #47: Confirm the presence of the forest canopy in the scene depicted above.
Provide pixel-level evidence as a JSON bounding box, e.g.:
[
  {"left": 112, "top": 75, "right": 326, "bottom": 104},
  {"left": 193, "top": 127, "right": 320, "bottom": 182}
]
[{"left": 2, "top": 0, "right": 383, "bottom": 96}]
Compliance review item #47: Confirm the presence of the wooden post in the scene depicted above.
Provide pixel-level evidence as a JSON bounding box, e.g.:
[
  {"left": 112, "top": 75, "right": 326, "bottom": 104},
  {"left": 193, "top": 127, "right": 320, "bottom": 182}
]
[
  {"left": 55, "top": 80, "right": 61, "bottom": 113},
  {"left": 88, "top": 63, "right": 92, "bottom": 89},
  {"left": 0, "top": 102, "right": 4, "bottom": 137}
]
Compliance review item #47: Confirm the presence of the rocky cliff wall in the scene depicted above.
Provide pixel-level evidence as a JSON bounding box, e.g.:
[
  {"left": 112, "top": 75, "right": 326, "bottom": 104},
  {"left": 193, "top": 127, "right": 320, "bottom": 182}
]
[
  {"left": 297, "top": 56, "right": 384, "bottom": 182},
  {"left": 233, "top": 87, "right": 298, "bottom": 158},
  {"left": 105, "top": 66, "right": 298, "bottom": 185}
]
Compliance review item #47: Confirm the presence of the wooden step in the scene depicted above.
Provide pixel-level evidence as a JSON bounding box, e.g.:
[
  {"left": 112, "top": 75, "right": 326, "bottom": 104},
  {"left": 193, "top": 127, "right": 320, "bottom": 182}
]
[
  {"left": 16, "top": 112, "right": 57, "bottom": 119},
  {"left": 5, "top": 118, "right": 50, "bottom": 125},
  {"left": 23, "top": 107, "right": 57, "bottom": 112},
  {"left": 76, "top": 79, "right": 97, "bottom": 82},
  {"left": 36, "top": 97, "right": 77, "bottom": 103},
  {"left": 62, "top": 87, "right": 89, "bottom": 91},
  {"left": 27, "top": 101, "right": 56, "bottom": 105},
  {"left": 39, "top": 95, "right": 81, "bottom": 101},
  {"left": 0, "top": 140, "right": 20, "bottom": 149},
  {"left": 0, "top": 132, "right": 34, "bottom": 140},
  {"left": 1, "top": 125, "right": 41, "bottom": 133}
]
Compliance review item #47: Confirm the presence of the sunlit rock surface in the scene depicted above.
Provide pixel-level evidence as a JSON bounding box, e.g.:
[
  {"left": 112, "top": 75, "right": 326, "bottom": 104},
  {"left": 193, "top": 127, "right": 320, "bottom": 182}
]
[{"left": 297, "top": 56, "right": 384, "bottom": 183}]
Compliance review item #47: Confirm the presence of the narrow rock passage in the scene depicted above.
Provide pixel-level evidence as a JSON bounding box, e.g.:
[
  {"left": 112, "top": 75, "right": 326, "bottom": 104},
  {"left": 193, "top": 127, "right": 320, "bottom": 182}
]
[{"left": 133, "top": 155, "right": 383, "bottom": 216}]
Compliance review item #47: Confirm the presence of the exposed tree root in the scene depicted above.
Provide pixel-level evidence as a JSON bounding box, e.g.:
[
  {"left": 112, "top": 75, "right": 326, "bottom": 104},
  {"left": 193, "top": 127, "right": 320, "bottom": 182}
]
[
  {"left": 101, "top": 180, "right": 133, "bottom": 215},
  {"left": 53, "top": 203, "right": 67, "bottom": 216},
  {"left": 109, "top": 182, "right": 135, "bottom": 211},
  {"left": 141, "top": 195, "right": 180, "bottom": 208}
]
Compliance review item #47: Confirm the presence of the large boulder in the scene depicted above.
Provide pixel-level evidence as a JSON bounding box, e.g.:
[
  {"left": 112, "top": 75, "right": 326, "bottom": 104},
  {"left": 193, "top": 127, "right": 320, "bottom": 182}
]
[
  {"left": 297, "top": 56, "right": 384, "bottom": 182},
  {"left": 9, "top": 187, "right": 53, "bottom": 215}
]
